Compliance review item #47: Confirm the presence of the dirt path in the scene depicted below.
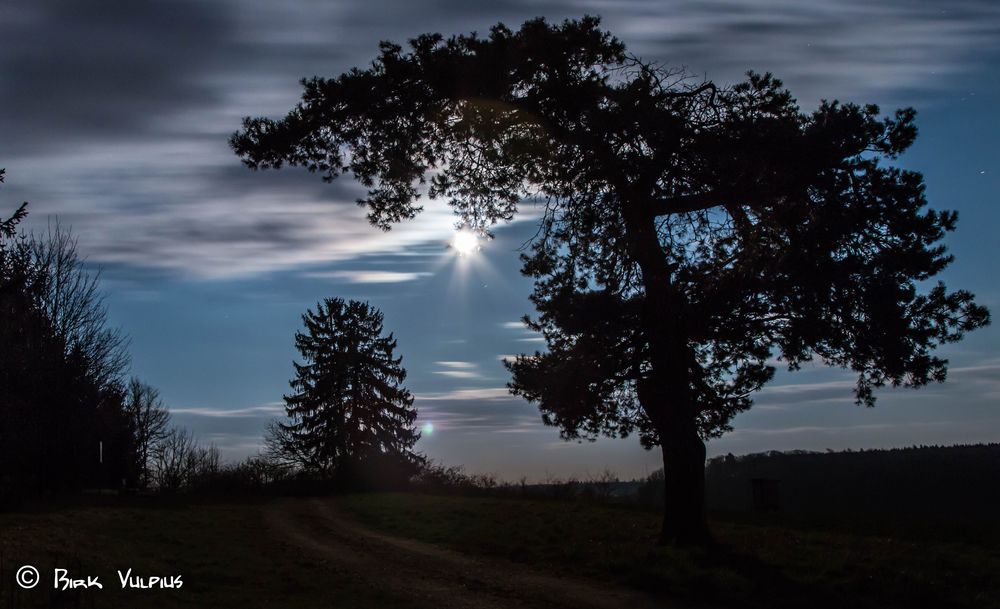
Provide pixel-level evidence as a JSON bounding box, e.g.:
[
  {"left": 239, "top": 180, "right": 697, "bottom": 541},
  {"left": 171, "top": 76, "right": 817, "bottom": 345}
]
[{"left": 264, "top": 498, "right": 670, "bottom": 609}]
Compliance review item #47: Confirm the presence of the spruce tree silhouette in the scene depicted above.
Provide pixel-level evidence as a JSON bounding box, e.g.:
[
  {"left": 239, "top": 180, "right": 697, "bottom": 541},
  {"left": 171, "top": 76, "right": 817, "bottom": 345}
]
[
  {"left": 0, "top": 169, "right": 27, "bottom": 238},
  {"left": 232, "top": 17, "right": 990, "bottom": 544},
  {"left": 273, "top": 298, "right": 420, "bottom": 481}
]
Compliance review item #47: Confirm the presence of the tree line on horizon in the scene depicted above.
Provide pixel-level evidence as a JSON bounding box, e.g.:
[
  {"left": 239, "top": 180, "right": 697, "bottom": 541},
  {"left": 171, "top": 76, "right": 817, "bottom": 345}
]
[
  {"left": 0, "top": 177, "right": 236, "bottom": 501},
  {"left": 700, "top": 442, "right": 1000, "bottom": 517}
]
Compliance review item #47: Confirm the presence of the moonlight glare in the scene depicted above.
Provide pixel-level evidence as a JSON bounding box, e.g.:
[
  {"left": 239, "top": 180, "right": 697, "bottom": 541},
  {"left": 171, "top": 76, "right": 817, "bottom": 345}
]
[{"left": 451, "top": 230, "right": 479, "bottom": 256}]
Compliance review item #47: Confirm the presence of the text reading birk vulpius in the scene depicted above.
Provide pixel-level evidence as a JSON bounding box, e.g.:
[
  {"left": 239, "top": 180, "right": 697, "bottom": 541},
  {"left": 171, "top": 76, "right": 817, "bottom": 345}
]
[{"left": 55, "top": 568, "right": 183, "bottom": 590}]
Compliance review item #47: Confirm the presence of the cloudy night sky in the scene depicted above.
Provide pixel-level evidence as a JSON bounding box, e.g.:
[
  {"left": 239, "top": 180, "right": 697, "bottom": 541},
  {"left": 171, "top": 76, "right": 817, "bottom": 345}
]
[{"left": 2, "top": 0, "right": 998, "bottom": 480}]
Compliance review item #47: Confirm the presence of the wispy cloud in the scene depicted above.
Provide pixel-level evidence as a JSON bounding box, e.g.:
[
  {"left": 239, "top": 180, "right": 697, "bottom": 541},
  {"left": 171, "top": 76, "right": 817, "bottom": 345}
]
[
  {"left": 608, "top": 0, "right": 1000, "bottom": 105},
  {"left": 759, "top": 379, "right": 858, "bottom": 395},
  {"left": 302, "top": 269, "right": 433, "bottom": 283},
  {"left": 435, "top": 361, "right": 476, "bottom": 369},
  {"left": 433, "top": 370, "right": 481, "bottom": 379},
  {"left": 5, "top": 0, "right": 998, "bottom": 279},
  {"left": 11, "top": 153, "right": 461, "bottom": 278},
  {"left": 417, "top": 403, "right": 540, "bottom": 433},
  {"left": 501, "top": 319, "right": 545, "bottom": 347},
  {"left": 169, "top": 404, "right": 285, "bottom": 418},
  {"left": 430, "top": 360, "right": 483, "bottom": 379},
  {"left": 414, "top": 387, "right": 514, "bottom": 401}
]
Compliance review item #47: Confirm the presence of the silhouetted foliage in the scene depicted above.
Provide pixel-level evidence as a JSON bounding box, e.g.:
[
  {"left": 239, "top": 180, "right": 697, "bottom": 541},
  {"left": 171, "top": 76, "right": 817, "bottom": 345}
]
[
  {"left": 263, "top": 418, "right": 312, "bottom": 470},
  {"left": 0, "top": 170, "right": 27, "bottom": 239},
  {"left": 151, "top": 427, "right": 222, "bottom": 492},
  {"left": 232, "top": 17, "right": 989, "bottom": 544},
  {"left": 1, "top": 191, "right": 132, "bottom": 497},
  {"left": 124, "top": 377, "right": 172, "bottom": 489},
  {"left": 269, "top": 298, "right": 421, "bottom": 486},
  {"left": 199, "top": 455, "right": 295, "bottom": 494},
  {"left": 409, "top": 460, "right": 509, "bottom": 495}
]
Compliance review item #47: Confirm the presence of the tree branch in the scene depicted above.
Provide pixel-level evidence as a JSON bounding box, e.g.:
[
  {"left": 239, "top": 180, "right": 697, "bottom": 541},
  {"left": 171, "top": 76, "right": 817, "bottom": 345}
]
[{"left": 648, "top": 192, "right": 722, "bottom": 216}]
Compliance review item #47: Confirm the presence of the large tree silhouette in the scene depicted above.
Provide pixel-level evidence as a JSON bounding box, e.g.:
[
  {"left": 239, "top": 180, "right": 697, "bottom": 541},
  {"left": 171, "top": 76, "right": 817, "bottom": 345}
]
[
  {"left": 232, "top": 17, "right": 989, "bottom": 544},
  {"left": 274, "top": 298, "right": 419, "bottom": 477},
  {"left": 2, "top": 177, "right": 133, "bottom": 494}
]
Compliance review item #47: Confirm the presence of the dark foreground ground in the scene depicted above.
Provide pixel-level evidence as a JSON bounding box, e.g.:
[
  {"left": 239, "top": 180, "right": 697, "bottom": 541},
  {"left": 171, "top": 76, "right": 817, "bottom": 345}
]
[{"left": 1, "top": 493, "right": 997, "bottom": 608}]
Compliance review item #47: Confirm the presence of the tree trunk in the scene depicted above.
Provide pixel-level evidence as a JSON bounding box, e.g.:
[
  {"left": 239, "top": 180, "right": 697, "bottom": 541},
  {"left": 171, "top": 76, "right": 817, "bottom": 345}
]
[
  {"left": 623, "top": 196, "right": 712, "bottom": 546},
  {"left": 658, "top": 415, "right": 710, "bottom": 545},
  {"left": 638, "top": 370, "right": 712, "bottom": 546}
]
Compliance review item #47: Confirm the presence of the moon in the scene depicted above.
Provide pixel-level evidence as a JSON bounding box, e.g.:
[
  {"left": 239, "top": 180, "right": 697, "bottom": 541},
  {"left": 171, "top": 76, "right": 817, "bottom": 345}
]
[{"left": 451, "top": 230, "right": 479, "bottom": 256}]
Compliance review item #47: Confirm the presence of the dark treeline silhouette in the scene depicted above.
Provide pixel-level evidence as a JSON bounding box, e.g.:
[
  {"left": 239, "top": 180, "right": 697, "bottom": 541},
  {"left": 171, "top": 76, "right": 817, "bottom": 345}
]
[
  {"left": 0, "top": 174, "right": 233, "bottom": 502},
  {"left": 232, "top": 16, "right": 990, "bottom": 544},
  {"left": 700, "top": 443, "right": 1000, "bottom": 519},
  {"left": 1, "top": 181, "right": 132, "bottom": 497},
  {"left": 405, "top": 443, "right": 1000, "bottom": 526}
]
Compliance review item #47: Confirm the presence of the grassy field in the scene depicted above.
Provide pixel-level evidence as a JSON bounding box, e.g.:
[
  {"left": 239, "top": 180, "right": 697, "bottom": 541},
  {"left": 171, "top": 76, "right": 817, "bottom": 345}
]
[
  {"left": 338, "top": 493, "right": 1000, "bottom": 609},
  {"left": 1, "top": 493, "right": 998, "bottom": 608},
  {"left": 0, "top": 496, "right": 422, "bottom": 609}
]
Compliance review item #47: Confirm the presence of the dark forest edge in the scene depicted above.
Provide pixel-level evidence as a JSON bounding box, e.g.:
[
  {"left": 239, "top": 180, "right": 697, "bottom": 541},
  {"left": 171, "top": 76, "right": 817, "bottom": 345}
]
[
  {"left": 409, "top": 442, "right": 1000, "bottom": 525},
  {"left": 399, "top": 443, "right": 1000, "bottom": 526}
]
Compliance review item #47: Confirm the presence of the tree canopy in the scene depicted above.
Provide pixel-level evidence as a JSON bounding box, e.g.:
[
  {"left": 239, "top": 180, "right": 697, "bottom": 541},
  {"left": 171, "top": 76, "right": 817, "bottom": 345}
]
[{"left": 232, "top": 16, "right": 989, "bottom": 543}]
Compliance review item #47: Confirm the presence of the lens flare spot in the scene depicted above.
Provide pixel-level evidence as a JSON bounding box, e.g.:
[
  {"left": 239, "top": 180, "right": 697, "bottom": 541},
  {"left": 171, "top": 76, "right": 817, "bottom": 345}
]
[{"left": 422, "top": 422, "right": 434, "bottom": 435}]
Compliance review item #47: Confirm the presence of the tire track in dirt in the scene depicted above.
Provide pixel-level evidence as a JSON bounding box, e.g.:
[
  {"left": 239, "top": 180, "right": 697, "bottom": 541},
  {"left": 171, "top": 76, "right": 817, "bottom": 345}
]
[{"left": 265, "top": 498, "right": 669, "bottom": 609}]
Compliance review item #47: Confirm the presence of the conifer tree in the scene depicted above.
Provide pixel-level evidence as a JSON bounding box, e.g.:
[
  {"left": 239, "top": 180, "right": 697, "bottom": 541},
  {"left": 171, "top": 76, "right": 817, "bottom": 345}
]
[{"left": 276, "top": 298, "right": 419, "bottom": 475}]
